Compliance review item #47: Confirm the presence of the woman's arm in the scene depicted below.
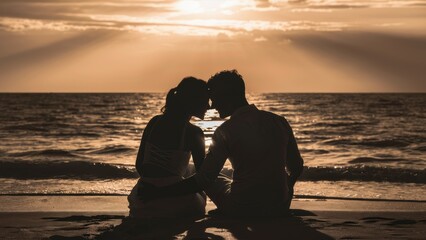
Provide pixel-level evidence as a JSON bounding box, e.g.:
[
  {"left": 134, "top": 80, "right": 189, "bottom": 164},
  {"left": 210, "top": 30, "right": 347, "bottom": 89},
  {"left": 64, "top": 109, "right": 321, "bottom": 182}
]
[
  {"left": 135, "top": 115, "right": 160, "bottom": 176},
  {"left": 189, "top": 126, "right": 205, "bottom": 171}
]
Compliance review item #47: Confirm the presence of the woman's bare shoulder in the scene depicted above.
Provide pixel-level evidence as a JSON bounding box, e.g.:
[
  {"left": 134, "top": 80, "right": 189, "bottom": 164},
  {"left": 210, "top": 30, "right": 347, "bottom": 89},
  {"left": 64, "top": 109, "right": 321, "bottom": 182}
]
[{"left": 145, "top": 115, "right": 162, "bottom": 127}]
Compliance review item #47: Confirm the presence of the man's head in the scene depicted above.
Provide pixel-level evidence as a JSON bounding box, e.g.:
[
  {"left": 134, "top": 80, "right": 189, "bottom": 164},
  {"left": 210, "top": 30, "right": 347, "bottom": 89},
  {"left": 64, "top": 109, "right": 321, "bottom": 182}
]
[{"left": 208, "top": 69, "right": 247, "bottom": 118}]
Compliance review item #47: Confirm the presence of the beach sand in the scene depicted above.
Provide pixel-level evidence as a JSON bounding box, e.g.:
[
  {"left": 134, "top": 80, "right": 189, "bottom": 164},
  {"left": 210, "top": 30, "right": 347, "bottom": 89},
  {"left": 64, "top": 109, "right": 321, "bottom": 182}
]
[{"left": 0, "top": 196, "right": 425, "bottom": 239}]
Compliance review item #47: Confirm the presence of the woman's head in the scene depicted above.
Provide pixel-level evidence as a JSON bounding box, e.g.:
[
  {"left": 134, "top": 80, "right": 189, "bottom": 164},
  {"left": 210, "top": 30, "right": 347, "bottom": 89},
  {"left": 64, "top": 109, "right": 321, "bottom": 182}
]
[{"left": 162, "top": 77, "right": 209, "bottom": 119}]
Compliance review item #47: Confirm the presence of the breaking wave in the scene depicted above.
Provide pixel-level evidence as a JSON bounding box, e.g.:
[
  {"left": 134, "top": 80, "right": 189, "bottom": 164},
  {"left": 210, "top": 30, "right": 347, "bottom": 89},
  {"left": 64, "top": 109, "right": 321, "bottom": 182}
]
[{"left": 0, "top": 161, "right": 424, "bottom": 183}]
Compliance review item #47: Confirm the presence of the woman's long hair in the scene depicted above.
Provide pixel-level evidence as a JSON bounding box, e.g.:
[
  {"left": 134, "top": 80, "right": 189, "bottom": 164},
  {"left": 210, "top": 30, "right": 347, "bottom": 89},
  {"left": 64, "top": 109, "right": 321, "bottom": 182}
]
[{"left": 162, "top": 77, "right": 207, "bottom": 116}]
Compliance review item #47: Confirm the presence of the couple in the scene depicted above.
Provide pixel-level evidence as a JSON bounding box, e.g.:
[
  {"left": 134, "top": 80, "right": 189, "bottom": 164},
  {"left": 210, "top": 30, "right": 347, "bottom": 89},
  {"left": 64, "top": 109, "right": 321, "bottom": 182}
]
[{"left": 128, "top": 70, "right": 304, "bottom": 218}]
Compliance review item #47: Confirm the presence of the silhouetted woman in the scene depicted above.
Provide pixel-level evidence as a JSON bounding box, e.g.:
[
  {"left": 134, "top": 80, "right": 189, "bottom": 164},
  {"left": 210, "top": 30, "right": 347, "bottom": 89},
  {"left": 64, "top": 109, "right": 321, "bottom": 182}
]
[{"left": 128, "top": 77, "right": 209, "bottom": 218}]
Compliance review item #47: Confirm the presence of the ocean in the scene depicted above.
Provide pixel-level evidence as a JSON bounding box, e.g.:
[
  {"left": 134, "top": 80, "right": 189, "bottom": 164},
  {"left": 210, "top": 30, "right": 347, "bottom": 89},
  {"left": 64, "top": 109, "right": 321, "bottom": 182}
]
[{"left": 0, "top": 93, "right": 425, "bottom": 201}]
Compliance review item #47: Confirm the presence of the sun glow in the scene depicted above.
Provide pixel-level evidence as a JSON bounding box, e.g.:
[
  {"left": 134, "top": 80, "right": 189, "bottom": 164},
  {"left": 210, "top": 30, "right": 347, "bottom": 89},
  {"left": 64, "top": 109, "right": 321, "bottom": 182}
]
[{"left": 175, "top": 0, "right": 203, "bottom": 14}]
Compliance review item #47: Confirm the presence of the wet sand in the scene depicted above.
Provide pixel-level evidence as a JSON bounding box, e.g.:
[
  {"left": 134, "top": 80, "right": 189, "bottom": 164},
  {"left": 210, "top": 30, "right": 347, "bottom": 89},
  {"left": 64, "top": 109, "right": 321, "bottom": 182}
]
[{"left": 0, "top": 196, "right": 425, "bottom": 239}]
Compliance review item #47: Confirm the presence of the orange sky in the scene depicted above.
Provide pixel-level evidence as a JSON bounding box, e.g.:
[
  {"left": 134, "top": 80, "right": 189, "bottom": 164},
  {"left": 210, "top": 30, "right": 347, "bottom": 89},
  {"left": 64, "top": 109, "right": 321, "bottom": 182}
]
[{"left": 0, "top": 0, "right": 425, "bottom": 92}]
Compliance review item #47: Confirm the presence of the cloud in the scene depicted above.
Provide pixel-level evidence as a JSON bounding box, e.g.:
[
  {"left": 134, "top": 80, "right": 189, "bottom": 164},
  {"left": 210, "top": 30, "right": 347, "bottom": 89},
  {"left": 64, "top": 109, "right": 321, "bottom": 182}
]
[
  {"left": 254, "top": 36, "right": 268, "bottom": 42},
  {"left": 0, "top": 0, "right": 344, "bottom": 36},
  {"left": 255, "top": 0, "right": 271, "bottom": 7},
  {"left": 291, "top": 8, "right": 333, "bottom": 13},
  {"left": 0, "top": 18, "right": 90, "bottom": 32},
  {"left": 285, "top": 0, "right": 426, "bottom": 11},
  {"left": 1, "top": 0, "right": 424, "bottom": 37},
  {"left": 0, "top": 1, "right": 175, "bottom": 23},
  {"left": 0, "top": 13, "right": 349, "bottom": 37}
]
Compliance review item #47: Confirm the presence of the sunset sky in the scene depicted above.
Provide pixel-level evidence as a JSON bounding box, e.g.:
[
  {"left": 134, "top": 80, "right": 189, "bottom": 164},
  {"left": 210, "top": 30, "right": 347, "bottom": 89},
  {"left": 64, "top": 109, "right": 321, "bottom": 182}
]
[{"left": 0, "top": 0, "right": 425, "bottom": 92}]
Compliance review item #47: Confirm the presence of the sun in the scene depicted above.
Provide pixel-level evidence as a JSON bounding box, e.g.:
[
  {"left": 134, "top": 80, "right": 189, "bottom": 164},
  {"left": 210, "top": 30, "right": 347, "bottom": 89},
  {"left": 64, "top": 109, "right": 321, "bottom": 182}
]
[
  {"left": 175, "top": 0, "right": 203, "bottom": 14},
  {"left": 174, "top": 0, "right": 228, "bottom": 14}
]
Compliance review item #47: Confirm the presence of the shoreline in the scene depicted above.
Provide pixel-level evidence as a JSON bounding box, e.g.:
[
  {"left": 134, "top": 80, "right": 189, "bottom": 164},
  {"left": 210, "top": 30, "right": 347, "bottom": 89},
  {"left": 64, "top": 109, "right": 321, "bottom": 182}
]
[
  {"left": 0, "top": 196, "right": 425, "bottom": 239},
  {"left": 1, "top": 193, "right": 425, "bottom": 201},
  {"left": 1, "top": 195, "right": 425, "bottom": 212}
]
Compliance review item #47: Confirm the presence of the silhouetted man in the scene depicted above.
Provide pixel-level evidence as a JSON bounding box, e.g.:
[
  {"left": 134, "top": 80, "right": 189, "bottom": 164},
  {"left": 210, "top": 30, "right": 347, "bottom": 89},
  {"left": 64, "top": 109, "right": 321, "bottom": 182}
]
[{"left": 140, "top": 70, "right": 304, "bottom": 216}]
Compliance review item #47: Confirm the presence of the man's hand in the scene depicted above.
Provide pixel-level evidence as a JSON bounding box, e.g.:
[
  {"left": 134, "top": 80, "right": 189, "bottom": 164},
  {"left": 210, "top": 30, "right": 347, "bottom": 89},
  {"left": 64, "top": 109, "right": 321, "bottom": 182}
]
[{"left": 137, "top": 181, "right": 159, "bottom": 202}]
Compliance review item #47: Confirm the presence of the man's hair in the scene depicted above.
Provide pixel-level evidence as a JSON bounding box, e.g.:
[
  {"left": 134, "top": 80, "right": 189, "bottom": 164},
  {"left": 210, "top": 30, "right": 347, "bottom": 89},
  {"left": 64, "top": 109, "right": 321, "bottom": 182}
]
[{"left": 207, "top": 69, "right": 245, "bottom": 97}]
